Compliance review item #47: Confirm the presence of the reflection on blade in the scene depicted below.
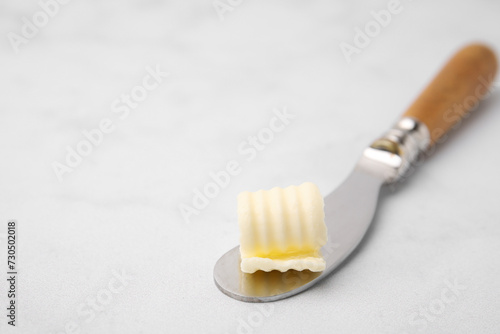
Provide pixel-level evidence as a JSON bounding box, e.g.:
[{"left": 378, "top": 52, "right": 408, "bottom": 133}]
[{"left": 240, "top": 269, "right": 322, "bottom": 297}]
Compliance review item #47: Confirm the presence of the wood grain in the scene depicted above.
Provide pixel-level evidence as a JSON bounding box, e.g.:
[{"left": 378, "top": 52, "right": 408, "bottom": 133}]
[{"left": 403, "top": 44, "right": 498, "bottom": 145}]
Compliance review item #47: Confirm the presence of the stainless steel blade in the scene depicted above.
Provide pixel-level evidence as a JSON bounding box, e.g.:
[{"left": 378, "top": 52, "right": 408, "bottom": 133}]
[{"left": 213, "top": 158, "right": 385, "bottom": 302}]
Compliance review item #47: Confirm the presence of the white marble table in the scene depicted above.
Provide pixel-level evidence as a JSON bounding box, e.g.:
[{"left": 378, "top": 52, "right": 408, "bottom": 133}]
[{"left": 1, "top": 0, "right": 500, "bottom": 333}]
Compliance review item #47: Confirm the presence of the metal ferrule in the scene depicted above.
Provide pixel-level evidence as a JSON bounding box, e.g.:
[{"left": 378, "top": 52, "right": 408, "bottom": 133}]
[{"left": 362, "top": 117, "right": 430, "bottom": 183}]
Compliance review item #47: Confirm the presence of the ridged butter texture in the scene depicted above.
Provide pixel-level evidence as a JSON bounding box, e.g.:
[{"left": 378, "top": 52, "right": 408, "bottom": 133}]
[{"left": 238, "top": 182, "right": 327, "bottom": 273}]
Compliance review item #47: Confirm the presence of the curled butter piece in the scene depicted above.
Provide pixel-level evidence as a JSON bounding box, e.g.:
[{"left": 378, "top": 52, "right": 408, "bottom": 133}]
[{"left": 238, "top": 182, "right": 327, "bottom": 273}]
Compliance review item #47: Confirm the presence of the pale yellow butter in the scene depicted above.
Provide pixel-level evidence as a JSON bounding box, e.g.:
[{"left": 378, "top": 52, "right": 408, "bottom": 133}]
[{"left": 238, "top": 182, "right": 327, "bottom": 273}]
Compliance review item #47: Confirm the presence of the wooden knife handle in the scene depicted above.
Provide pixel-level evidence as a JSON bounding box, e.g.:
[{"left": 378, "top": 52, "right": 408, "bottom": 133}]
[{"left": 403, "top": 43, "right": 498, "bottom": 146}]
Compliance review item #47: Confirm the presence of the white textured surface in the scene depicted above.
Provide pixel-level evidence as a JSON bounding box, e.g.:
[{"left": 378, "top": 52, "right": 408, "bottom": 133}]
[{"left": 1, "top": 1, "right": 500, "bottom": 333}]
